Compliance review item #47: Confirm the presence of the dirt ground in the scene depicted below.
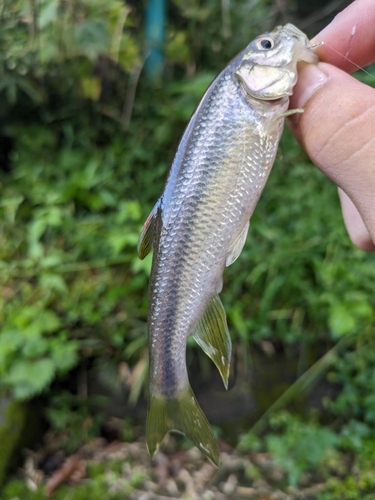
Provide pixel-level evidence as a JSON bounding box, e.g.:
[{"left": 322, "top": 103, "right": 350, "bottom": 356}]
[{"left": 18, "top": 432, "right": 328, "bottom": 500}]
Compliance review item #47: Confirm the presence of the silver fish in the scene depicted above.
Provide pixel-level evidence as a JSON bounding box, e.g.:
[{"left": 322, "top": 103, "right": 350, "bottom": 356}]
[{"left": 138, "top": 24, "right": 318, "bottom": 466}]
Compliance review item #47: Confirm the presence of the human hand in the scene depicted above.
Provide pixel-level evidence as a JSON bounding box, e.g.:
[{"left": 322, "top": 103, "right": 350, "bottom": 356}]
[{"left": 289, "top": 0, "right": 375, "bottom": 251}]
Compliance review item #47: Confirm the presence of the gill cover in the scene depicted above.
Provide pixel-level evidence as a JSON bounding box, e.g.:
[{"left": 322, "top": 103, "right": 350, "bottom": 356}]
[{"left": 235, "top": 23, "right": 318, "bottom": 100}]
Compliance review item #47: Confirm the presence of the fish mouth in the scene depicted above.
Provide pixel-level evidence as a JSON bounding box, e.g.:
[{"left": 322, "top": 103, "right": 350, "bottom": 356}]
[
  {"left": 238, "top": 76, "right": 289, "bottom": 104},
  {"left": 238, "top": 78, "right": 290, "bottom": 106},
  {"left": 265, "top": 96, "right": 288, "bottom": 104}
]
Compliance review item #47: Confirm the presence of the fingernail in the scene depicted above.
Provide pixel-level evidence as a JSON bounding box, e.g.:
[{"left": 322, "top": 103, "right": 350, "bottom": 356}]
[{"left": 292, "top": 63, "right": 329, "bottom": 109}]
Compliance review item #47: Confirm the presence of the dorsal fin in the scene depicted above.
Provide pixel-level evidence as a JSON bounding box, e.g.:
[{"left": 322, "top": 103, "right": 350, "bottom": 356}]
[{"left": 137, "top": 202, "right": 159, "bottom": 260}]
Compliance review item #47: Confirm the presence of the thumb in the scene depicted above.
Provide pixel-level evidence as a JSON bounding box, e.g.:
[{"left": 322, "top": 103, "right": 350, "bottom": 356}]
[{"left": 288, "top": 62, "right": 375, "bottom": 251}]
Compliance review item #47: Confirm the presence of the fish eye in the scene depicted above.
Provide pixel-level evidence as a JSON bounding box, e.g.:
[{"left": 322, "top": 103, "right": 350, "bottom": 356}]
[{"left": 257, "top": 38, "right": 274, "bottom": 50}]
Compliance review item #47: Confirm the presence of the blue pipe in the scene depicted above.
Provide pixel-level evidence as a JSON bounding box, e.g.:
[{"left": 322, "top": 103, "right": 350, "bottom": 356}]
[{"left": 145, "top": 0, "right": 166, "bottom": 81}]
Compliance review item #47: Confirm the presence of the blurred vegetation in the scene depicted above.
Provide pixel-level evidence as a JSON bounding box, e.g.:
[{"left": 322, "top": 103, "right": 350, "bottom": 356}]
[{"left": 1, "top": 0, "right": 375, "bottom": 496}]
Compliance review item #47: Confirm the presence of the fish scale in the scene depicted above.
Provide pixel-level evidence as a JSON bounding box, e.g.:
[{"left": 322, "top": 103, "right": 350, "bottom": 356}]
[{"left": 138, "top": 23, "right": 318, "bottom": 465}]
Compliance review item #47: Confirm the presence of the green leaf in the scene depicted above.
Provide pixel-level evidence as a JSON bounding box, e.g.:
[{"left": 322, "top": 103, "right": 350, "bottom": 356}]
[
  {"left": 6, "top": 359, "right": 56, "bottom": 400},
  {"left": 74, "top": 20, "right": 110, "bottom": 59},
  {"left": 50, "top": 338, "right": 80, "bottom": 373},
  {"left": 35, "top": 310, "right": 62, "bottom": 333},
  {"left": 328, "top": 303, "right": 356, "bottom": 338},
  {"left": 38, "top": 0, "right": 59, "bottom": 29},
  {"left": 39, "top": 273, "right": 68, "bottom": 293},
  {"left": 81, "top": 76, "right": 101, "bottom": 100}
]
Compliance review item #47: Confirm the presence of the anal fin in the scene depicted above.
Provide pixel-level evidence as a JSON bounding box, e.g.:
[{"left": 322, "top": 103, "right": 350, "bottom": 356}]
[{"left": 192, "top": 295, "right": 232, "bottom": 389}]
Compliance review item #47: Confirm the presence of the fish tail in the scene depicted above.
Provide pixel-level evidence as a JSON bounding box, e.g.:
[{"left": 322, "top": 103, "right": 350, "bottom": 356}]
[{"left": 146, "top": 386, "right": 220, "bottom": 466}]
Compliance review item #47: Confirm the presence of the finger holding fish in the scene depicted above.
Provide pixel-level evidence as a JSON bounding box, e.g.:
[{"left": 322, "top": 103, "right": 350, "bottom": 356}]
[
  {"left": 289, "top": 0, "right": 375, "bottom": 251},
  {"left": 311, "top": 0, "right": 375, "bottom": 73},
  {"left": 338, "top": 190, "right": 375, "bottom": 252}
]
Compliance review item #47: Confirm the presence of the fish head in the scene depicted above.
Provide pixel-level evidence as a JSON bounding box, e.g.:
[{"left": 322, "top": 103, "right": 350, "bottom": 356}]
[{"left": 235, "top": 23, "right": 318, "bottom": 101}]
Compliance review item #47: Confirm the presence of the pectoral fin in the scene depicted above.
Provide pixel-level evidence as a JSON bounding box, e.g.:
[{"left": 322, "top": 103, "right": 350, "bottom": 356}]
[
  {"left": 226, "top": 221, "right": 249, "bottom": 267},
  {"left": 273, "top": 108, "right": 304, "bottom": 123},
  {"left": 137, "top": 202, "right": 159, "bottom": 260},
  {"left": 192, "top": 295, "right": 232, "bottom": 389}
]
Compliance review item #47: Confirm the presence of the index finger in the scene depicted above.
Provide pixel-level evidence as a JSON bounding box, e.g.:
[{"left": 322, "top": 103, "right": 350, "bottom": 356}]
[{"left": 311, "top": 0, "right": 375, "bottom": 73}]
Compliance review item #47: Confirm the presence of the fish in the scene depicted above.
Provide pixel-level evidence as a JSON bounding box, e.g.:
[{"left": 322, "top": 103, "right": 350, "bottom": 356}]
[{"left": 137, "top": 24, "right": 318, "bottom": 466}]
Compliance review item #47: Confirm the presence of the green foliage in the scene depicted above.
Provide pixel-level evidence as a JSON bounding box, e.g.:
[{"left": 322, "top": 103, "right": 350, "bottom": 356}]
[
  {"left": 45, "top": 392, "right": 107, "bottom": 452},
  {"left": 265, "top": 412, "right": 338, "bottom": 486},
  {"left": 237, "top": 430, "right": 262, "bottom": 453},
  {"left": 324, "top": 334, "right": 375, "bottom": 451},
  {"left": 1, "top": 305, "right": 78, "bottom": 399},
  {"left": 318, "top": 439, "right": 375, "bottom": 500},
  {"left": 1, "top": 126, "right": 150, "bottom": 399},
  {"left": 239, "top": 411, "right": 339, "bottom": 486}
]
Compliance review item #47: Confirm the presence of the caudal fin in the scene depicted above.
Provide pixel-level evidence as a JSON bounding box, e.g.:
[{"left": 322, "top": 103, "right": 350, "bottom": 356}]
[{"left": 147, "top": 386, "right": 220, "bottom": 466}]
